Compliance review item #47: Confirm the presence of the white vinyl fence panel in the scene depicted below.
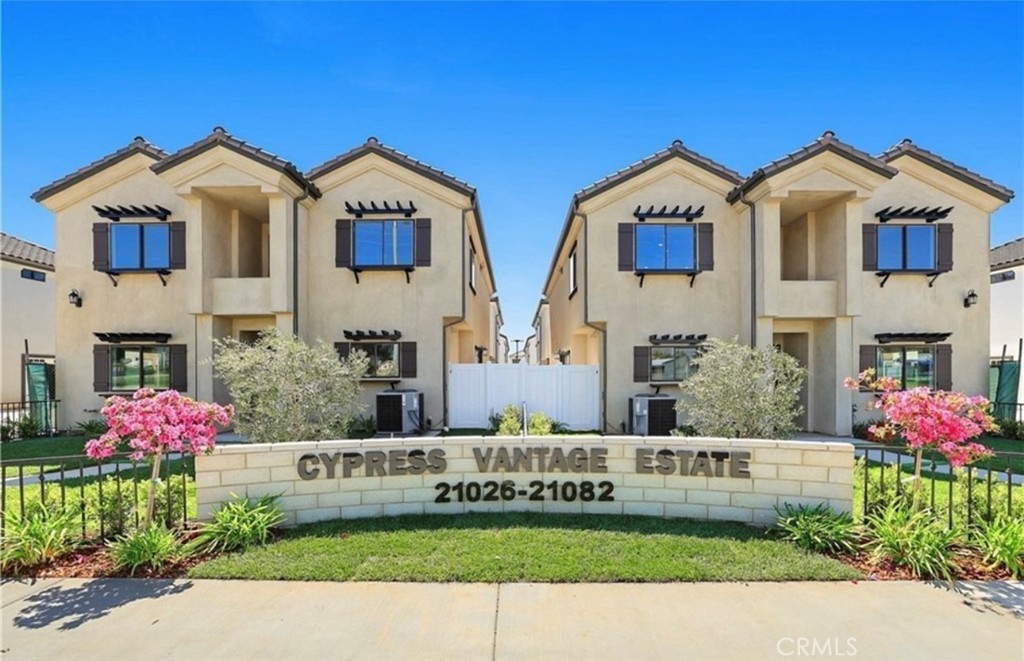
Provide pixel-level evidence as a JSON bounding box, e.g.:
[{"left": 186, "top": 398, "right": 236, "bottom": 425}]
[{"left": 448, "top": 364, "right": 600, "bottom": 430}]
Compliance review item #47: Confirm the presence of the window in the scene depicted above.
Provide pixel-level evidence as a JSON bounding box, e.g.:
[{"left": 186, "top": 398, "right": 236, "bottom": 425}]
[
  {"left": 877, "top": 225, "right": 936, "bottom": 272},
  {"left": 109, "top": 223, "right": 170, "bottom": 270},
  {"left": 991, "top": 270, "right": 1016, "bottom": 285},
  {"left": 110, "top": 345, "right": 171, "bottom": 391},
  {"left": 650, "top": 346, "right": 699, "bottom": 382},
  {"left": 353, "top": 343, "right": 400, "bottom": 378},
  {"left": 469, "top": 243, "right": 477, "bottom": 293},
  {"left": 354, "top": 220, "right": 414, "bottom": 267},
  {"left": 635, "top": 224, "right": 696, "bottom": 271},
  {"left": 20, "top": 268, "right": 46, "bottom": 282},
  {"left": 877, "top": 345, "right": 935, "bottom": 389},
  {"left": 568, "top": 248, "right": 577, "bottom": 297}
]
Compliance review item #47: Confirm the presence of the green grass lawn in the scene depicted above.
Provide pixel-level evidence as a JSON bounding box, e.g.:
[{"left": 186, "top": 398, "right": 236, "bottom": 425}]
[
  {"left": 1, "top": 435, "right": 96, "bottom": 479},
  {"left": 188, "top": 513, "right": 861, "bottom": 582}
]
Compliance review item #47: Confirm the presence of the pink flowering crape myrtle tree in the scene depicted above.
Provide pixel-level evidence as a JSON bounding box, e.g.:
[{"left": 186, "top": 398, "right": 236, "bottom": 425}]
[
  {"left": 86, "top": 389, "right": 233, "bottom": 527},
  {"left": 845, "top": 369, "right": 997, "bottom": 507}
]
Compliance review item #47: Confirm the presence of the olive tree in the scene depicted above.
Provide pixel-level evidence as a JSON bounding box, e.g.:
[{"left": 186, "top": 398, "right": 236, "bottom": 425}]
[
  {"left": 676, "top": 338, "right": 806, "bottom": 439},
  {"left": 212, "top": 328, "right": 368, "bottom": 443}
]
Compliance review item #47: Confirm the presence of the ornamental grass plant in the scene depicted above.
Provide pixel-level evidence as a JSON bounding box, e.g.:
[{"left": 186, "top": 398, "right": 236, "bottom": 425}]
[
  {"left": 109, "top": 525, "right": 181, "bottom": 575},
  {"left": 774, "top": 503, "right": 860, "bottom": 555},
  {"left": 190, "top": 494, "right": 285, "bottom": 554},
  {"left": 0, "top": 503, "right": 78, "bottom": 572}
]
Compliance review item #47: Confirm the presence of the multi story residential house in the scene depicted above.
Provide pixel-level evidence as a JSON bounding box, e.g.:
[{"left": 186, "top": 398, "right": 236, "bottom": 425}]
[
  {"left": 1, "top": 233, "right": 55, "bottom": 407},
  {"left": 32, "top": 129, "right": 498, "bottom": 431},
  {"left": 537, "top": 133, "right": 1014, "bottom": 435},
  {"left": 989, "top": 237, "right": 1024, "bottom": 419}
]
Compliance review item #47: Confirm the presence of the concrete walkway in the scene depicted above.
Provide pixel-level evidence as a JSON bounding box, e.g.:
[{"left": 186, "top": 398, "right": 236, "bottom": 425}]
[{"left": 2, "top": 579, "right": 1021, "bottom": 660}]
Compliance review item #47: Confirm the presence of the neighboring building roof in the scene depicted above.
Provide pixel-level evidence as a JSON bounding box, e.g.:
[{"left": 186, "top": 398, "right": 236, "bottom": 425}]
[
  {"left": 576, "top": 139, "right": 743, "bottom": 203},
  {"left": 1, "top": 233, "right": 55, "bottom": 270},
  {"left": 726, "top": 131, "right": 898, "bottom": 202},
  {"left": 151, "top": 127, "right": 321, "bottom": 198},
  {"left": 991, "top": 237, "right": 1024, "bottom": 270},
  {"left": 31, "top": 136, "right": 168, "bottom": 202},
  {"left": 307, "top": 137, "right": 476, "bottom": 197},
  {"left": 879, "top": 138, "right": 1015, "bottom": 203}
]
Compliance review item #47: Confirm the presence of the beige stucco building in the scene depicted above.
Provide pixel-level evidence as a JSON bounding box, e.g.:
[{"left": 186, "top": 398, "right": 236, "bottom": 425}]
[
  {"left": 32, "top": 129, "right": 499, "bottom": 430},
  {"left": 537, "top": 133, "right": 1014, "bottom": 435},
  {"left": 1, "top": 234, "right": 56, "bottom": 404}
]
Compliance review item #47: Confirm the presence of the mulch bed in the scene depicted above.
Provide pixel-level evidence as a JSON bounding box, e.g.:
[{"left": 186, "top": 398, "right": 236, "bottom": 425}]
[{"left": 835, "top": 551, "right": 1012, "bottom": 581}]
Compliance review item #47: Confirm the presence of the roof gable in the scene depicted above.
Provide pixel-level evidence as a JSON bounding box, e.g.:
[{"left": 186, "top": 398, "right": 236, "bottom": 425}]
[
  {"left": 31, "top": 137, "right": 167, "bottom": 202},
  {"left": 151, "top": 127, "right": 320, "bottom": 197},
  {"left": 307, "top": 137, "right": 475, "bottom": 198},
  {"left": 727, "top": 131, "right": 897, "bottom": 202},
  {"left": 879, "top": 139, "right": 1014, "bottom": 204}
]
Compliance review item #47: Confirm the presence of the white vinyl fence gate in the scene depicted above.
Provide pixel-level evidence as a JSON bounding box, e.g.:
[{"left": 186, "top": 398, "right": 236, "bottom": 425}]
[{"left": 448, "top": 364, "right": 600, "bottom": 431}]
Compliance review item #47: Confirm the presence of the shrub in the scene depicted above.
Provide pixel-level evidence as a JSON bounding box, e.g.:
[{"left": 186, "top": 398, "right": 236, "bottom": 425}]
[
  {"left": 974, "top": 514, "right": 1024, "bottom": 579},
  {"left": 0, "top": 503, "right": 79, "bottom": 572},
  {"left": 344, "top": 414, "right": 376, "bottom": 439},
  {"left": 90, "top": 473, "right": 188, "bottom": 535},
  {"left": 774, "top": 503, "right": 860, "bottom": 554},
  {"left": 677, "top": 338, "right": 806, "bottom": 439},
  {"left": 864, "top": 502, "right": 958, "bottom": 580},
  {"left": 528, "top": 412, "right": 554, "bottom": 435},
  {"left": 672, "top": 424, "right": 699, "bottom": 437},
  {"left": 190, "top": 494, "right": 285, "bottom": 554},
  {"left": 992, "top": 418, "right": 1023, "bottom": 441},
  {"left": 108, "top": 525, "right": 181, "bottom": 575},
  {"left": 496, "top": 404, "right": 523, "bottom": 436},
  {"left": 75, "top": 418, "right": 109, "bottom": 437},
  {"left": 16, "top": 416, "right": 43, "bottom": 439},
  {"left": 0, "top": 423, "right": 14, "bottom": 442},
  {"left": 212, "top": 328, "right": 367, "bottom": 443}
]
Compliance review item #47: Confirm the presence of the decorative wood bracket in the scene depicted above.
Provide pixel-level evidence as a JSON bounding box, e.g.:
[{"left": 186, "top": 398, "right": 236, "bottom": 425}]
[
  {"left": 344, "top": 200, "right": 417, "bottom": 218},
  {"left": 875, "top": 272, "right": 891, "bottom": 288},
  {"left": 344, "top": 329, "right": 402, "bottom": 341},
  {"left": 875, "top": 205, "right": 953, "bottom": 223},
  {"left": 634, "top": 204, "right": 705, "bottom": 222},
  {"left": 93, "top": 204, "right": 171, "bottom": 221},
  {"left": 649, "top": 333, "right": 707, "bottom": 346},
  {"left": 926, "top": 271, "right": 941, "bottom": 288}
]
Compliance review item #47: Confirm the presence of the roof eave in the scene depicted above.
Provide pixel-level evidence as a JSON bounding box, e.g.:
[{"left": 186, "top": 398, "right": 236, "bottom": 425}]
[
  {"left": 883, "top": 149, "right": 1014, "bottom": 204},
  {"left": 31, "top": 144, "right": 164, "bottom": 203}
]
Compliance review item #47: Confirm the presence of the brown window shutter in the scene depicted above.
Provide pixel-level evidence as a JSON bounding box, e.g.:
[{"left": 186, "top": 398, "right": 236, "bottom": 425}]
[
  {"left": 935, "top": 344, "right": 952, "bottom": 391},
  {"left": 93, "top": 344, "right": 111, "bottom": 392},
  {"left": 633, "top": 346, "right": 650, "bottom": 382},
  {"left": 859, "top": 345, "right": 877, "bottom": 374},
  {"left": 936, "top": 225, "right": 954, "bottom": 272},
  {"left": 862, "top": 224, "right": 877, "bottom": 271},
  {"left": 415, "top": 218, "right": 431, "bottom": 267},
  {"left": 93, "top": 223, "right": 110, "bottom": 272},
  {"left": 401, "top": 342, "right": 417, "bottom": 378},
  {"left": 169, "top": 222, "right": 187, "bottom": 269},
  {"left": 335, "top": 342, "right": 351, "bottom": 360},
  {"left": 336, "top": 219, "right": 352, "bottom": 268},
  {"left": 618, "top": 223, "right": 634, "bottom": 271},
  {"left": 169, "top": 344, "right": 188, "bottom": 391},
  {"left": 697, "top": 223, "right": 714, "bottom": 271}
]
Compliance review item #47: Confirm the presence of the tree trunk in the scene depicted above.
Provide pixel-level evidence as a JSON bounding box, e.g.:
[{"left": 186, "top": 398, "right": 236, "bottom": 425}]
[
  {"left": 912, "top": 448, "right": 923, "bottom": 510},
  {"left": 144, "top": 451, "right": 163, "bottom": 529}
]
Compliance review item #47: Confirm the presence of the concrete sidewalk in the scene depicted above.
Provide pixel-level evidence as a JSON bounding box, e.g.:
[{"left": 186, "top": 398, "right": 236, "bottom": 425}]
[{"left": 2, "top": 579, "right": 1022, "bottom": 660}]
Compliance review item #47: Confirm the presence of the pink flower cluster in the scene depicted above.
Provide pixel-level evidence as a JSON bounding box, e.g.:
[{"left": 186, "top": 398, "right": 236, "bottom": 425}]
[
  {"left": 85, "top": 388, "right": 234, "bottom": 461},
  {"left": 846, "top": 369, "right": 996, "bottom": 467}
]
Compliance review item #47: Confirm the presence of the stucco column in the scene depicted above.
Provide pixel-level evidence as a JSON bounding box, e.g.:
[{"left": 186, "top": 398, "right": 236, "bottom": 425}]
[
  {"left": 267, "top": 193, "right": 294, "bottom": 314},
  {"left": 830, "top": 316, "right": 854, "bottom": 435},
  {"left": 757, "top": 199, "right": 782, "bottom": 317},
  {"left": 842, "top": 198, "right": 866, "bottom": 317},
  {"left": 183, "top": 193, "right": 206, "bottom": 314},
  {"left": 194, "top": 314, "right": 215, "bottom": 402}
]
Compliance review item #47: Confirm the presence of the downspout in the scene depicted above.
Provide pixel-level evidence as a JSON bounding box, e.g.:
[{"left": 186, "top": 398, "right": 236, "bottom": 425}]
[
  {"left": 292, "top": 186, "right": 312, "bottom": 335},
  {"left": 441, "top": 205, "right": 470, "bottom": 428},
  {"left": 580, "top": 212, "right": 613, "bottom": 433},
  {"left": 739, "top": 191, "right": 757, "bottom": 348}
]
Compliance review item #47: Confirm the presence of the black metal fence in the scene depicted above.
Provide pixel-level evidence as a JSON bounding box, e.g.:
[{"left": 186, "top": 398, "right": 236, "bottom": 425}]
[
  {"left": 0, "top": 452, "right": 192, "bottom": 540},
  {"left": 991, "top": 401, "right": 1023, "bottom": 422},
  {"left": 858, "top": 444, "right": 1023, "bottom": 530},
  {"left": 0, "top": 400, "right": 61, "bottom": 437}
]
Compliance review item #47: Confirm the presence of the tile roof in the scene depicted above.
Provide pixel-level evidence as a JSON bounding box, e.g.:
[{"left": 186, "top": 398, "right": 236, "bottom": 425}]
[
  {"left": 991, "top": 237, "right": 1024, "bottom": 270},
  {"left": 879, "top": 139, "right": 1015, "bottom": 203},
  {"left": 726, "top": 131, "right": 897, "bottom": 202},
  {"left": 575, "top": 140, "right": 743, "bottom": 202},
  {"left": 307, "top": 137, "right": 476, "bottom": 197},
  {"left": 1, "top": 233, "right": 55, "bottom": 270},
  {"left": 151, "top": 127, "right": 321, "bottom": 198},
  {"left": 31, "top": 137, "right": 167, "bottom": 202}
]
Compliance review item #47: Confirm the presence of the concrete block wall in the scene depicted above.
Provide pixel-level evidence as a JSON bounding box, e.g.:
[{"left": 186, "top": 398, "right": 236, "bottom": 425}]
[{"left": 194, "top": 436, "right": 854, "bottom": 527}]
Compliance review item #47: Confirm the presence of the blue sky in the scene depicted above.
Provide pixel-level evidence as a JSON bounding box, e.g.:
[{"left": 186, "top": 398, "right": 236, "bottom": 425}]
[{"left": 3, "top": 2, "right": 1022, "bottom": 341}]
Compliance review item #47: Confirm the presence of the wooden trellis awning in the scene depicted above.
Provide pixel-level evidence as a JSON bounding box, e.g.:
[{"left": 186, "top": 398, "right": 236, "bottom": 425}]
[
  {"left": 93, "top": 204, "right": 172, "bottom": 221},
  {"left": 344, "top": 200, "right": 417, "bottom": 218},
  {"left": 875, "top": 206, "right": 953, "bottom": 223},
  {"left": 649, "top": 333, "right": 707, "bottom": 345},
  {"left": 874, "top": 332, "right": 952, "bottom": 344},
  {"left": 634, "top": 204, "right": 705, "bottom": 221},
  {"left": 93, "top": 332, "right": 172, "bottom": 344},
  {"left": 343, "top": 329, "right": 402, "bottom": 341}
]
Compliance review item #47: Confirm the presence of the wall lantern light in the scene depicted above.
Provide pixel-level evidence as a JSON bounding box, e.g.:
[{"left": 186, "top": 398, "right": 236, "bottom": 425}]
[
  {"left": 68, "top": 289, "right": 83, "bottom": 308},
  {"left": 963, "top": 289, "right": 979, "bottom": 308}
]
